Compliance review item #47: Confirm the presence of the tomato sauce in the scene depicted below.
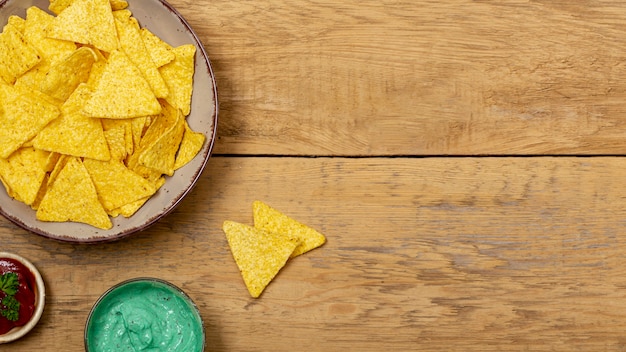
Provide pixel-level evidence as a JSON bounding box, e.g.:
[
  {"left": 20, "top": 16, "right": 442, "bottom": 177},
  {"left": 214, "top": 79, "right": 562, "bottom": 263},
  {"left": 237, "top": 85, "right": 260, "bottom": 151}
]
[{"left": 0, "top": 258, "right": 36, "bottom": 335}]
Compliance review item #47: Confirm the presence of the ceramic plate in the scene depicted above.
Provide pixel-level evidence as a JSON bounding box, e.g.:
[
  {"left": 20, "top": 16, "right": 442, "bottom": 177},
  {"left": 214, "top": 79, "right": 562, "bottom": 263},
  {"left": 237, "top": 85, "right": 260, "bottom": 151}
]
[{"left": 0, "top": 0, "right": 218, "bottom": 243}]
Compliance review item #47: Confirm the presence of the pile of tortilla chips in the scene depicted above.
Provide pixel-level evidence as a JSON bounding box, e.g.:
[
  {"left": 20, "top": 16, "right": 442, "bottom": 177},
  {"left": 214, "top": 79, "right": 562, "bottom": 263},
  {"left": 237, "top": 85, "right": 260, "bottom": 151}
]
[
  {"left": 223, "top": 201, "right": 327, "bottom": 298},
  {"left": 0, "top": 0, "right": 206, "bottom": 229}
]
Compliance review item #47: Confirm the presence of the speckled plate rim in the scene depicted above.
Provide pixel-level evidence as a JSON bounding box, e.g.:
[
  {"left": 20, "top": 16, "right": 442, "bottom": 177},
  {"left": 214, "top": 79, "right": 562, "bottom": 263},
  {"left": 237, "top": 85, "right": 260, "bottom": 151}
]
[
  {"left": 0, "top": 0, "right": 219, "bottom": 243},
  {"left": 84, "top": 277, "right": 205, "bottom": 351},
  {"left": 0, "top": 252, "right": 46, "bottom": 344}
]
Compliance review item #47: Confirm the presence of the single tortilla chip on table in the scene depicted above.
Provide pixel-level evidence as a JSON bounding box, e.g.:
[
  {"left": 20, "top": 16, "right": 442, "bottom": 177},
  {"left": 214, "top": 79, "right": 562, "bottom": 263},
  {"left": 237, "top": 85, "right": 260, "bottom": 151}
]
[
  {"left": 222, "top": 221, "right": 299, "bottom": 298},
  {"left": 223, "top": 220, "right": 301, "bottom": 298},
  {"left": 253, "top": 201, "right": 327, "bottom": 258}
]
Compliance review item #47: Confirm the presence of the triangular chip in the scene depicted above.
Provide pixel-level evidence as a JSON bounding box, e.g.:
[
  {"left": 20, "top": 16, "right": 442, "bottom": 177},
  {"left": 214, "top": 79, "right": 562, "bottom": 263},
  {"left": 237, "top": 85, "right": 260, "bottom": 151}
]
[
  {"left": 7, "top": 15, "right": 25, "bottom": 33},
  {"left": 114, "top": 11, "right": 168, "bottom": 98},
  {"left": 174, "top": 121, "right": 205, "bottom": 170},
  {"left": 0, "top": 147, "right": 50, "bottom": 205},
  {"left": 110, "top": 0, "right": 128, "bottom": 11},
  {"left": 24, "top": 6, "right": 76, "bottom": 65},
  {"left": 46, "top": 0, "right": 119, "bottom": 53},
  {"left": 50, "top": 0, "right": 128, "bottom": 14},
  {"left": 159, "top": 44, "right": 196, "bottom": 116},
  {"left": 0, "top": 84, "right": 60, "bottom": 159},
  {"left": 83, "top": 158, "right": 157, "bottom": 212},
  {"left": 137, "top": 101, "right": 185, "bottom": 176},
  {"left": 0, "top": 23, "right": 41, "bottom": 84},
  {"left": 36, "top": 157, "right": 112, "bottom": 229},
  {"left": 223, "top": 220, "right": 300, "bottom": 298},
  {"left": 83, "top": 50, "right": 161, "bottom": 118},
  {"left": 107, "top": 176, "right": 164, "bottom": 218},
  {"left": 253, "top": 201, "right": 326, "bottom": 258},
  {"left": 39, "top": 47, "right": 97, "bottom": 102},
  {"left": 140, "top": 27, "right": 175, "bottom": 67}
]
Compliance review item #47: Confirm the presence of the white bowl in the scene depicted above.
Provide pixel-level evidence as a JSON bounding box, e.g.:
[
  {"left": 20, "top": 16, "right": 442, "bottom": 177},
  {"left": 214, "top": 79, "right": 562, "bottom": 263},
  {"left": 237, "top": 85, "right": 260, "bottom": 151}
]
[
  {"left": 0, "top": 252, "right": 45, "bottom": 344},
  {"left": 0, "top": 0, "right": 218, "bottom": 243}
]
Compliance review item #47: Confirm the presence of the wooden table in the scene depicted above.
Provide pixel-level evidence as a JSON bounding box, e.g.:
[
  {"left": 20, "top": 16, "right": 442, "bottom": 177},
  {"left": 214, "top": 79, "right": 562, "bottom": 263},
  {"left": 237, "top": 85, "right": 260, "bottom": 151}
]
[{"left": 5, "top": 0, "right": 626, "bottom": 350}]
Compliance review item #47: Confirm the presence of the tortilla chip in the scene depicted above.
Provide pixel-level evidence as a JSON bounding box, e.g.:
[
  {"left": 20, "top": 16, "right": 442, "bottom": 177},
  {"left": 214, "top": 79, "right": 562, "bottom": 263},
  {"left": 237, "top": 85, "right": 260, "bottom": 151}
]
[
  {"left": 47, "top": 154, "right": 70, "bottom": 188},
  {"left": 110, "top": 0, "right": 128, "bottom": 10},
  {"left": 24, "top": 6, "right": 76, "bottom": 65},
  {"left": 134, "top": 100, "right": 184, "bottom": 176},
  {"left": 33, "top": 84, "right": 110, "bottom": 161},
  {"left": 46, "top": 0, "right": 119, "bottom": 53},
  {"left": 140, "top": 27, "right": 175, "bottom": 67},
  {"left": 48, "top": 0, "right": 74, "bottom": 15},
  {"left": 253, "top": 201, "right": 327, "bottom": 258},
  {"left": 85, "top": 47, "right": 108, "bottom": 89},
  {"left": 223, "top": 220, "right": 300, "bottom": 298},
  {"left": 0, "top": 23, "right": 41, "bottom": 84},
  {"left": 36, "top": 157, "right": 112, "bottom": 229},
  {"left": 0, "top": 147, "right": 49, "bottom": 205},
  {"left": 114, "top": 11, "right": 168, "bottom": 98},
  {"left": 108, "top": 176, "right": 164, "bottom": 217},
  {"left": 159, "top": 44, "right": 195, "bottom": 116},
  {"left": 83, "top": 158, "right": 157, "bottom": 212},
  {"left": 83, "top": 50, "right": 161, "bottom": 118},
  {"left": 174, "top": 121, "right": 205, "bottom": 170},
  {"left": 0, "top": 84, "right": 60, "bottom": 159},
  {"left": 7, "top": 15, "right": 25, "bottom": 33},
  {"left": 39, "top": 47, "right": 97, "bottom": 102}
]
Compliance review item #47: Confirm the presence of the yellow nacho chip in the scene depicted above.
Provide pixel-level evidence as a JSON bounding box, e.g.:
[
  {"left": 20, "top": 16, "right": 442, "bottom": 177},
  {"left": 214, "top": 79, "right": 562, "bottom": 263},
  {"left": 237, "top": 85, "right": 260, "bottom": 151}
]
[
  {"left": 0, "top": 84, "right": 60, "bottom": 159},
  {"left": 0, "top": 23, "right": 41, "bottom": 84},
  {"left": 140, "top": 27, "right": 175, "bottom": 67},
  {"left": 7, "top": 15, "right": 25, "bottom": 33},
  {"left": 103, "top": 124, "right": 128, "bottom": 162},
  {"left": 33, "top": 84, "right": 110, "bottom": 161},
  {"left": 36, "top": 157, "right": 112, "bottom": 229},
  {"left": 84, "top": 50, "right": 161, "bottom": 118},
  {"left": 0, "top": 147, "right": 50, "bottom": 206},
  {"left": 110, "top": 0, "right": 129, "bottom": 11},
  {"left": 107, "top": 176, "right": 164, "bottom": 218},
  {"left": 39, "top": 47, "right": 97, "bottom": 102},
  {"left": 46, "top": 0, "right": 119, "bottom": 53},
  {"left": 253, "top": 201, "right": 327, "bottom": 258},
  {"left": 83, "top": 158, "right": 157, "bottom": 212},
  {"left": 174, "top": 121, "right": 206, "bottom": 170},
  {"left": 159, "top": 44, "right": 196, "bottom": 116},
  {"left": 137, "top": 101, "right": 185, "bottom": 176},
  {"left": 50, "top": 0, "right": 127, "bottom": 14},
  {"left": 223, "top": 220, "right": 300, "bottom": 298},
  {"left": 24, "top": 6, "right": 76, "bottom": 65},
  {"left": 114, "top": 10, "right": 168, "bottom": 98}
]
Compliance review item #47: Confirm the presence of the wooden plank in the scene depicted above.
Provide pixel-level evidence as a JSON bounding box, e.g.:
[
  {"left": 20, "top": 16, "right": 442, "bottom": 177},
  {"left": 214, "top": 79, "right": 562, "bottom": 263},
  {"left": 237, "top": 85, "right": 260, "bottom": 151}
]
[
  {"left": 172, "top": 0, "right": 626, "bottom": 155},
  {"left": 4, "top": 156, "right": 626, "bottom": 350}
]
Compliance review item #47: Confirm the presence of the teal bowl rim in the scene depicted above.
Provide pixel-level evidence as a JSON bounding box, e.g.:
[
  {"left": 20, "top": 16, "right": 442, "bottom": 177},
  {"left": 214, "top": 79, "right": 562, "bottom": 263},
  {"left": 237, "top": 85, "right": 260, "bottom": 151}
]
[{"left": 84, "top": 277, "right": 205, "bottom": 351}]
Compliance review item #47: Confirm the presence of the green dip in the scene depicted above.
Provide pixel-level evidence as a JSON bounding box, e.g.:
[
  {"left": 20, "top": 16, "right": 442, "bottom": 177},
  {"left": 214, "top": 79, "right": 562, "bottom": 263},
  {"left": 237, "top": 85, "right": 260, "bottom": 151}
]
[{"left": 85, "top": 278, "right": 204, "bottom": 352}]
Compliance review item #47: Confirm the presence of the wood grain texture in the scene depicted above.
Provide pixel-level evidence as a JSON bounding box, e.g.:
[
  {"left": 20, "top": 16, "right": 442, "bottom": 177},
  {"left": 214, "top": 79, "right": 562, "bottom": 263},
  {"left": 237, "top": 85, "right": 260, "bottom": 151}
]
[
  {"left": 171, "top": 0, "right": 626, "bottom": 155},
  {"left": 5, "top": 156, "right": 626, "bottom": 351}
]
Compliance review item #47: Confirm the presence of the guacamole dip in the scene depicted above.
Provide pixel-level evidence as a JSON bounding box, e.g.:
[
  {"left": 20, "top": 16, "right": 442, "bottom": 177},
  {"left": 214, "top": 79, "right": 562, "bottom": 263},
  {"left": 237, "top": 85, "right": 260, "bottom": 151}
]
[{"left": 85, "top": 278, "right": 204, "bottom": 351}]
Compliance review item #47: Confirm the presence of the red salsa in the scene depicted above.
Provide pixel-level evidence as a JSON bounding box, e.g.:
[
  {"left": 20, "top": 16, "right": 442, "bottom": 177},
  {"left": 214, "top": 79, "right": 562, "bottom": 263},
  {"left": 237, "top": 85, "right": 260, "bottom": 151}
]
[{"left": 0, "top": 258, "right": 36, "bottom": 335}]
